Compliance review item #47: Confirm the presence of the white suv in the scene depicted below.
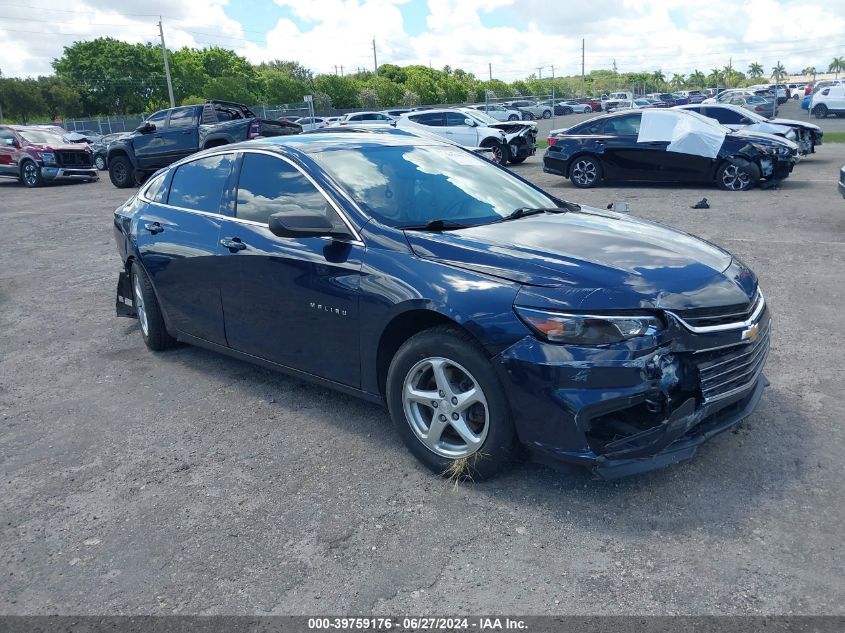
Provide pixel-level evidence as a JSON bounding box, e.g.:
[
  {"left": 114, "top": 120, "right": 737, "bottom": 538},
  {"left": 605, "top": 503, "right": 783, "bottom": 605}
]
[
  {"left": 333, "top": 111, "right": 396, "bottom": 126},
  {"left": 396, "top": 108, "right": 537, "bottom": 164},
  {"left": 811, "top": 85, "right": 845, "bottom": 118}
]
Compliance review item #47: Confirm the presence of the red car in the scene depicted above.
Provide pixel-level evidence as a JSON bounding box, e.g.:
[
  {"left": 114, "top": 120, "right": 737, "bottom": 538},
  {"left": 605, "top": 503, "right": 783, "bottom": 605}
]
[
  {"left": 0, "top": 125, "right": 98, "bottom": 187},
  {"left": 576, "top": 98, "right": 603, "bottom": 112}
]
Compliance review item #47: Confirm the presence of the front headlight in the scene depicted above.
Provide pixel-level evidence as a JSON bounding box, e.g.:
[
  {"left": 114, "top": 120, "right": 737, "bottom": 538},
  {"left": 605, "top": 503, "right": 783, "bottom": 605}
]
[
  {"left": 750, "top": 143, "right": 773, "bottom": 155},
  {"left": 40, "top": 152, "right": 56, "bottom": 165},
  {"left": 514, "top": 307, "right": 663, "bottom": 345}
]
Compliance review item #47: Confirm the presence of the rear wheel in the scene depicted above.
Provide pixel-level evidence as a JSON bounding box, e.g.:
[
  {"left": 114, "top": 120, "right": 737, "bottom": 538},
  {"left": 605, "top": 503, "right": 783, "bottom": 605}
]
[
  {"left": 716, "top": 161, "right": 756, "bottom": 191},
  {"left": 542, "top": 109, "right": 552, "bottom": 119},
  {"left": 20, "top": 160, "right": 43, "bottom": 188},
  {"left": 109, "top": 156, "right": 134, "bottom": 188},
  {"left": 584, "top": 105, "right": 593, "bottom": 113},
  {"left": 813, "top": 104, "right": 828, "bottom": 119},
  {"left": 386, "top": 327, "right": 517, "bottom": 479},
  {"left": 507, "top": 114, "right": 519, "bottom": 121},
  {"left": 561, "top": 106, "right": 573, "bottom": 115},
  {"left": 569, "top": 155, "right": 602, "bottom": 188},
  {"left": 131, "top": 261, "right": 177, "bottom": 351}
]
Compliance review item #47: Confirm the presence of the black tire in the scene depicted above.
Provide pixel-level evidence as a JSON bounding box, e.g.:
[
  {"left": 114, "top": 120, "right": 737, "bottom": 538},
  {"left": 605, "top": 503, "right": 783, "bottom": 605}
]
[
  {"left": 569, "top": 155, "right": 603, "bottom": 188},
  {"left": 584, "top": 105, "right": 593, "bottom": 113},
  {"left": 561, "top": 106, "right": 573, "bottom": 115},
  {"left": 20, "top": 160, "right": 43, "bottom": 188},
  {"left": 507, "top": 114, "right": 519, "bottom": 121},
  {"left": 94, "top": 154, "right": 107, "bottom": 171},
  {"left": 716, "top": 160, "right": 757, "bottom": 191},
  {"left": 542, "top": 109, "right": 552, "bottom": 119},
  {"left": 386, "top": 326, "right": 517, "bottom": 479},
  {"left": 509, "top": 156, "right": 527, "bottom": 164},
  {"left": 482, "top": 140, "right": 506, "bottom": 165},
  {"left": 813, "top": 104, "right": 828, "bottom": 119},
  {"left": 521, "top": 112, "right": 534, "bottom": 121},
  {"left": 109, "top": 155, "right": 135, "bottom": 188},
  {"left": 130, "top": 261, "right": 177, "bottom": 351}
]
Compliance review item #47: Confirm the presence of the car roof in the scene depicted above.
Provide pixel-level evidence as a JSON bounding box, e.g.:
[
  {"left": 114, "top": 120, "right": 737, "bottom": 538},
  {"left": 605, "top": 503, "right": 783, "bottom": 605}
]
[{"left": 228, "top": 131, "right": 449, "bottom": 155}]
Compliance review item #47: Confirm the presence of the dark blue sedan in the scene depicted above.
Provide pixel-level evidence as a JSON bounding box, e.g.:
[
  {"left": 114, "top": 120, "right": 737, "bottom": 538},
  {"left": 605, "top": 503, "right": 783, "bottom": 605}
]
[{"left": 113, "top": 133, "right": 770, "bottom": 479}]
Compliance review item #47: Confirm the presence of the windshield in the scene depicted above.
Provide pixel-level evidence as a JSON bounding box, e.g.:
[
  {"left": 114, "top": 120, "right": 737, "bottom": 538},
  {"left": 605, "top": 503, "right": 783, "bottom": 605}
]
[
  {"left": 313, "top": 145, "right": 557, "bottom": 228},
  {"left": 18, "top": 129, "right": 66, "bottom": 145},
  {"left": 461, "top": 109, "right": 499, "bottom": 126},
  {"left": 739, "top": 107, "right": 766, "bottom": 122}
]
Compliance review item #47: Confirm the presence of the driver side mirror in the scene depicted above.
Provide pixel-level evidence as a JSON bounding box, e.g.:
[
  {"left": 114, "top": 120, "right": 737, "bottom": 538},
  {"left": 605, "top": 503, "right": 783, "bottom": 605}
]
[
  {"left": 268, "top": 210, "right": 348, "bottom": 239},
  {"left": 464, "top": 118, "right": 477, "bottom": 127},
  {"left": 136, "top": 122, "right": 156, "bottom": 134}
]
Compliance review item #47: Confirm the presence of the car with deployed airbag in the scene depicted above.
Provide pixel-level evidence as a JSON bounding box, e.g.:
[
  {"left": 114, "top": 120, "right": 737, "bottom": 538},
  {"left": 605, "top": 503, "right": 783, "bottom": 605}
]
[
  {"left": 544, "top": 109, "right": 798, "bottom": 191},
  {"left": 113, "top": 132, "right": 771, "bottom": 480}
]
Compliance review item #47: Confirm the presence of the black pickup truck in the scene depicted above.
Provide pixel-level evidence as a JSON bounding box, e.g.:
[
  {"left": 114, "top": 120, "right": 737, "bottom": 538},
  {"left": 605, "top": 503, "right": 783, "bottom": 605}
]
[{"left": 107, "top": 100, "right": 301, "bottom": 188}]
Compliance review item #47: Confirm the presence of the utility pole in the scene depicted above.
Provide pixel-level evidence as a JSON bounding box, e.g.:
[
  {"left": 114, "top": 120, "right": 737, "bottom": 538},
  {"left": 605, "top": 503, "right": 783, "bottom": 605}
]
[
  {"left": 488, "top": 62, "right": 492, "bottom": 81},
  {"left": 581, "top": 38, "right": 585, "bottom": 97},
  {"left": 372, "top": 38, "right": 378, "bottom": 73},
  {"left": 550, "top": 64, "right": 556, "bottom": 128},
  {"left": 774, "top": 59, "right": 779, "bottom": 117},
  {"left": 536, "top": 67, "right": 543, "bottom": 80},
  {"left": 158, "top": 18, "right": 175, "bottom": 108},
  {"left": 334, "top": 65, "right": 338, "bottom": 76},
  {"left": 340, "top": 65, "right": 344, "bottom": 77}
]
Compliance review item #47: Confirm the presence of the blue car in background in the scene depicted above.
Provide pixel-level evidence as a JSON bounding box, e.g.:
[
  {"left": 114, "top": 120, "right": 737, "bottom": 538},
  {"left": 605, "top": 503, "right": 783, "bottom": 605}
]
[{"left": 113, "top": 133, "right": 770, "bottom": 479}]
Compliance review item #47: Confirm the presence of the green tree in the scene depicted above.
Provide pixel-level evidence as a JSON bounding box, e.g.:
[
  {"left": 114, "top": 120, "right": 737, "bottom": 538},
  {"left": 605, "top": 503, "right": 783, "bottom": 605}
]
[
  {"left": 829, "top": 57, "right": 845, "bottom": 79},
  {"left": 37, "top": 76, "right": 82, "bottom": 118},
  {"left": 771, "top": 62, "right": 787, "bottom": 82},
  {"left": 748, "top": 62, "right": 764, "bottom": 78},
  {"left": 0, "top": 78, "right": 46, "bottom": 122},
  {"left": 707, "top": 67, "right": 722, "bottom": 86},
  {"left": 260, "top": 70, "right": 308, "bottom": 104},
  {"left": 670, "top": 73, "right": 685, "bottom": 89},
  {"left": 803, "top": 66, "right": 816, "bottom": 77},
  {"left": 400, "top": 89, "right": 420, "bottom": 107},
  {"left": 688, "top": 70, "right": 706, "bottom": 88},
  {"left": 358, "top": 87, "right": 380, "bottom": 109},
  {"left": 651, "top": 70, "right": 665, "bottom": 90},
  {"left": 204, "top": 76, "right": 257, "bottom": 104},
  {"left": 365, "top": 76, "right": 403, "bottom": 107},
  {"left": 255, "top": 59, "right": 312, "bottom": 82},
  {"left": 313, "top": 75, "right": 360, "bottom": 108}
]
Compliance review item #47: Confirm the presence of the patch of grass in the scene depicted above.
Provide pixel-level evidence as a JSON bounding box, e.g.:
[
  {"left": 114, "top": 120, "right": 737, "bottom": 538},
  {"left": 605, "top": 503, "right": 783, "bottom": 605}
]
[
  {"left": 536, "top": 138, "right": 549, "bottom": 150},
  {"left": 824, "top": 132, "right": 845, "bottom": 143}
]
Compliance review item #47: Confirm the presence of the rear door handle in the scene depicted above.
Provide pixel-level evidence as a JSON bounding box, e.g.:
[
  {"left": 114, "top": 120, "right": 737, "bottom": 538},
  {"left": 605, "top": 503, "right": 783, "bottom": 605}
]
[
  {"left": 143, "top": 222, "right": 163, "bottom": 234},
  {"left": 220, "top": 237, "right": 246, "bottom": 251}
]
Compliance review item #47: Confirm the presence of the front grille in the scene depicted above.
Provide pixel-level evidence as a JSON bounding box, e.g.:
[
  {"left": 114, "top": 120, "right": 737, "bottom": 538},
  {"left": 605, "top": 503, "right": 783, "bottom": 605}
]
[
  {"left": 674, "top": 290, "right": 761, "bottom": 329},
  {"left": 694, "top": 319, "right": 771, "bottom": 403},
  {"left": 57, "top": 151, "right": 93, "bottom": 167}
]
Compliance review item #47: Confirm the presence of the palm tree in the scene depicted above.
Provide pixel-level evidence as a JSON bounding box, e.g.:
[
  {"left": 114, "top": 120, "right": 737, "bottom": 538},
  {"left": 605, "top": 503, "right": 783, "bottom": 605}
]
[
  {"left": 651, "top": 70, "right": 665, "bottom": 91},
  {"left": 748, "top": 62, "right": 764, "bottom": 78},
  {"left": 829, "top": 57, "right": 845, "bottom": 79},
  {"left": 707, "top": 67, "right": 722, "bottom": 86},
  {"left": 802, "top": 66, "right": 816, "bottom": 76},
  {"left": 688, "top": 70, "right": 706, "bottom": 88},
  {"left": 771, "top": 62, "right": 787, "bottom": 82},
  {"left": 670, "top": 73, "right": 685, "bottom": 89}
]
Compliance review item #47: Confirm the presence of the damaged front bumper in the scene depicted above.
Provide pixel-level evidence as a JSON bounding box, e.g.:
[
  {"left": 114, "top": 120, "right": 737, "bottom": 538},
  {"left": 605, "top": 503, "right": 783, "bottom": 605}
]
[{"left": 493, "top": 301, "right": 771, "bottom": 478}]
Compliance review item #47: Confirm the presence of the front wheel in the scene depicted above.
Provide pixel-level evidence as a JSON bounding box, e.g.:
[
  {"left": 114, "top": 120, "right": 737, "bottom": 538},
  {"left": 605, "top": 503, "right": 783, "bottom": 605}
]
[
  {"left": 94, "top": 154, "right": 107, "bottom": 171},
  {"left": 561, "top": 106, "right": 573, "bottom": 115},
  {"left": 542, "top": 109, "right": 552, "bottom": 119},
  {"left": 507, "top": 114, "right": 519, "bottom": 121},
  {"left": 716, "top": 161, "right": 756, "bottom": 191},
  {"left": 569, "top": 155, "right": 603, "bottom": 188},
  {"left": 813, "top": 104, "right": 828, "bottom": 119},
  {"left": 20, "top": 161, "right": 43, "bottom": 188},
  {"left": 109, "top": 156, "right": 134, "bottom": 188},
  {"left": 483, "top": 141, "right": 506, "bottom": 165},
  {"left": 583, "top": 105, "right": 593, "bottom": 113},
  {"left": 386, "top": 327, "right": 517, "bottom": 479},
  {"left": 131, "top": 262, "right": 177, "bottom": 351}
]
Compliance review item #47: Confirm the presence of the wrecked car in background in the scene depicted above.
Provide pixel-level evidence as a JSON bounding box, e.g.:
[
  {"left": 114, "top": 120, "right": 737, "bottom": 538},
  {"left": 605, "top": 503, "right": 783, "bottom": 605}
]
[
  {"left": 543, "top": 109, "right": 798, "bottom": 191},
  {"left": 676, "top": 104, "right": 823, "bottom": 155},
  {"left": 0, "top": 125, "right": 98, "bottom": 187}
]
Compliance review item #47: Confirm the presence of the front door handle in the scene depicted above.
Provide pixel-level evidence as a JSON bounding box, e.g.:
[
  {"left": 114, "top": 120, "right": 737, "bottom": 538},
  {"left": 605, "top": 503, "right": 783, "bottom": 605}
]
[
  {"left": 220, "top": 237, "right": 246, "bottom": 251},
  {"left": 143, "top": 222, "right": 163, "bottom": 234}
]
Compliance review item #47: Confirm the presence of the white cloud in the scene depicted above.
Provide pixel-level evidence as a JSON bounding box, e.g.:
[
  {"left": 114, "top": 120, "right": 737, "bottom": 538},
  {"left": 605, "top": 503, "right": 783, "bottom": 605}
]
[{"left": 1, "top": 0, "right": 843, "bottom": 79}]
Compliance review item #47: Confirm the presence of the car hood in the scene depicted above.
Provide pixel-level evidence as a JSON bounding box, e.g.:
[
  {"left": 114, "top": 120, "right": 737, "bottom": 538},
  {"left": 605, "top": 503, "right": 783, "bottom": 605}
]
[
  {"left": 404, "top": 207, "right": 755, "bottom": 311},
  {"left": 25, "top": 141, "right": 93, "bottom": 152},
  {"left": 726, "top": 122, "right": 792, "bottom": 136},
  {"left": 730, "top": 129, "right": 798, "bottom": 149},
  {"left": 770, "top": 117, "right": 821, "bottom": 132}
]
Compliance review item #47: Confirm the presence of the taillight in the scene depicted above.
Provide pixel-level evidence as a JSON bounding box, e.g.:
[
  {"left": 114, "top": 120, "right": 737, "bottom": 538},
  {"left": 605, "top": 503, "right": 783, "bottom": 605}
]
[
  {"left": 755, "top": 106, "right": 763, "bottom": 112},
  {"left": 248, "top": 121, "right": 260, "bottom": 139},
  {"left": 547, "top": 137, "right": 557, "bottom": 146}
]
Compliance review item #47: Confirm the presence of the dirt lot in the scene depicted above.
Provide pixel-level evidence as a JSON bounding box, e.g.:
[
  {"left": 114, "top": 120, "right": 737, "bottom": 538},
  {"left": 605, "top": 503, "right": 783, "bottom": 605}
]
[{"left": 1, "top": 139, "right": 844, "bottom": 615}]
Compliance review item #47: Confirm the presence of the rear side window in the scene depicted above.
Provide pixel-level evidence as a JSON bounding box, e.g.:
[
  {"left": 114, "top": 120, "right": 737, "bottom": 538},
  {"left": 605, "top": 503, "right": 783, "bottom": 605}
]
[
  {"left": 144, "top": 172, "right": 170, "bottom": 203},
  {"left": 604, "top": 115, "right": 641, "bottom": 136},
  {"left": 235, "top": 152, "right": 340, "bottom": 227},
  {"left": 706, "top": 108, "right": 743, "bottom": 124},
  {"left": 409, "top": 112, "right": 445, "bottom": 126},
  {"left": 167, "top": 153, "right": 235, "bottom": 213}
]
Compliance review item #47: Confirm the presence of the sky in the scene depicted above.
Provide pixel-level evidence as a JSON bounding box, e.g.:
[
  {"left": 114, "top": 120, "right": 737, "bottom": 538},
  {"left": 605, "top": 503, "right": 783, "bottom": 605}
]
[{"left": 0, "top": 0, "right": 843, "bottom": 80}]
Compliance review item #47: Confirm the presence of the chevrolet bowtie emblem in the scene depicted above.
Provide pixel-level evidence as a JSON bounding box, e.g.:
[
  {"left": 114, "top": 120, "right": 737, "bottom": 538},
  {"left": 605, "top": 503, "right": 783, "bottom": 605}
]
[{"left": 742, "top": 323, "right": 760, "bottom": 341}]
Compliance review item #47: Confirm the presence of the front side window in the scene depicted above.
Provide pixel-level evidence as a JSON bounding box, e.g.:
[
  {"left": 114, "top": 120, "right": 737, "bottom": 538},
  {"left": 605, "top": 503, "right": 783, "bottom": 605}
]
[
  {"left": 409, "top": 113, "right": 445, "bottom": 126},
  {"left": 235, "top": 152, "right": 340, "bottom": 227},
  {"left": 168, "top": 107, "right": 196, "bottom": 129},
  {"left": 707, "top": 108, "right": 742, "bottom": 124},
  {"left": 167, "top": 153, "right": 235, "bottom": 213},
  {"left": 145, "top": 110, "right": 168, "bottom": 128},
  {"left": 445, "top": 112, "right": 469, "bottom": 127},
  {"left": 312, "top": 145, "right": 556, "bottom": 228}
]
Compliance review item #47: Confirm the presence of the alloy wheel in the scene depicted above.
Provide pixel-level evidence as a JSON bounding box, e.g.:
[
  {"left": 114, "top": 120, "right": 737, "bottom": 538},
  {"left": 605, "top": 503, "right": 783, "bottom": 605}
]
[
  {"left": 571, "top": 159, "right": 597, "bottom": 186},
  {"left": 133, "top": 273, "right": 149, "bottom": 337},
  {"left": 95, "top": 156, "right": 106, "bottom": 170},
  {"left": 402, "top": 357, "right": 489, "bottom": 459},
  {"left": 23, "top": 163, "right": 38, "bottom": 186},
  {"left": 721, "top": 164, "right": 751, "bottom": 191}
]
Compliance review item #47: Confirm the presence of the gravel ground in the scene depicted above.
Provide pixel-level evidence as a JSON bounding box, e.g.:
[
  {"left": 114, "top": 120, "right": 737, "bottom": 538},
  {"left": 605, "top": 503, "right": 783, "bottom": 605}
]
[{"left": 1, "top": 137, "right": 844, "bottom": 615}]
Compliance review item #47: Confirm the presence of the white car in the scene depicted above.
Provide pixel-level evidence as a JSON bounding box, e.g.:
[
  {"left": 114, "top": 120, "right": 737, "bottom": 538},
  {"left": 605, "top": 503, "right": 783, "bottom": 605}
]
[
  {"left": 333, "top": 111, "right": 396, "bottom": 126},
  {"left": 810, "top": 84, "right": 845, "bottom": 118},
  {"left": 294, "top": 117, "right": 328, "bottom": 132},
  {"left": 560, "top": 100, "right": 594, "bottom": 113},
  {"left": 396, "top": 108, "right": 537, "bottom": 164},
  {"left": 505, "top": 100, "right": 553, "bottom": 119},
  {"left": 469, "top": 104, "right": 523, "bottom": 122}
]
